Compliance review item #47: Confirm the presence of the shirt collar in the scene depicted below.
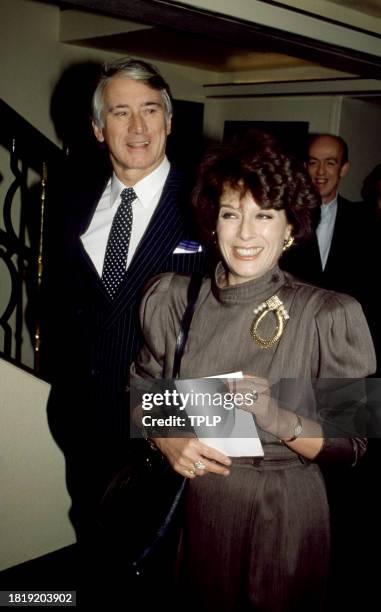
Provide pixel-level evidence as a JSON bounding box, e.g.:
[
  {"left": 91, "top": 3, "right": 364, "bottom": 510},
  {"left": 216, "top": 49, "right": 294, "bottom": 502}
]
[
  {"left": 320, "top": 196, "right": 337, "bottom": 223},
  {"left": 322, "top": 193, "right": 338, "bottom": 210},
  {"left": 110, "top": 157, "right": 170, "bottom": 209}
]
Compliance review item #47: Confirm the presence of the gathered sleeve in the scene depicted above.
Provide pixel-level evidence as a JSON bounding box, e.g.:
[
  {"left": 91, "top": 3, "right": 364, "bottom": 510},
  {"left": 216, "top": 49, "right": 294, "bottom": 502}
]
[
  {"left": 130, "top": 273, "right": 177, "bottom": 382},
  {"left": 128, "top": 274, "right": 173, "bottom": 439},
  {"left": 315, "top": 293, "right": 376, "bottom": 378},
  {"left": 313, "top": 292, "right": 376, "bottom": 466}
]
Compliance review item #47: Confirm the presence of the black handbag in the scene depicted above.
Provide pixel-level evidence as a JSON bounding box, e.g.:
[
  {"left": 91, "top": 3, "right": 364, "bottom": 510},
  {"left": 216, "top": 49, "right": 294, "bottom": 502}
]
[{"left": 98, "top": 273, "right": 203, "bottom": 575}]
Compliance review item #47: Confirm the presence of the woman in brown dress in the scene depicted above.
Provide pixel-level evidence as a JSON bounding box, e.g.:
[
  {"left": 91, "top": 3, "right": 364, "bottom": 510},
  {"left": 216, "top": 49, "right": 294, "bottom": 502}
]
[{"left": 130, "top": 134, "right": 376, "bottom": 611}]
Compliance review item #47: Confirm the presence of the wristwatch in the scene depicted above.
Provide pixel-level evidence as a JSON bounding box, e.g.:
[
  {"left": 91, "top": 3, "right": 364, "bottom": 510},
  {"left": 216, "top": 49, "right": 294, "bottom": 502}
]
[{"left": 283, "top": 414, "right": 303, "bottom": 443}]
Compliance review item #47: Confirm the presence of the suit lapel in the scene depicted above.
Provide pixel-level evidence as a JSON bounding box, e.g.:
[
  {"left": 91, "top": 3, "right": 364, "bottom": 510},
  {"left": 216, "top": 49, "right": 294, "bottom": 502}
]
[
  {"left": 305, "top": 232, "right": 322, "bottom": 276},
  {"left": 324, "top": 196, "right": 345, "bottom": 275},
  {"left": 73, "top": 176, "right": 111, "bottom": 299},
  {"left": 281, "top": 231, "right": 322, "bottom": 283}
]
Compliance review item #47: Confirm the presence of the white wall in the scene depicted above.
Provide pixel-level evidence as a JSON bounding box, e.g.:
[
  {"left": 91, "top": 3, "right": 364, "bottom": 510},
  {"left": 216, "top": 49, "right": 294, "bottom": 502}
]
[
  {"left": 0, "top": 0, "right": 209, "bottom": 145},
  {"left": 0, "top": 0, "right": 61, "bottom": 143},
  {"left": 203, "top": 95, "right": 342, "bottom": 141},
  {"left": 0, "top": 358, "right": 75, "bottom": 571}
]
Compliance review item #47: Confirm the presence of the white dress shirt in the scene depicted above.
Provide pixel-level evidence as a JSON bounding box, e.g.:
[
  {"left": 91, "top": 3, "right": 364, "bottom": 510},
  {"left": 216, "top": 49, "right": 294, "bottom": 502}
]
[
  {"left": 81, "top": 157, "right": 170, "bottom": 276},
  {"left": 316, "top": 195, "right": 338, "bottom": 270}
]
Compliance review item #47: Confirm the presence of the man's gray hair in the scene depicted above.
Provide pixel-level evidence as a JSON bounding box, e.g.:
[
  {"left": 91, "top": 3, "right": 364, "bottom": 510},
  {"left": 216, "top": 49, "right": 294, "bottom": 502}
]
[{"left": 92, "top": 57, "right": 173, "bottom": 128}]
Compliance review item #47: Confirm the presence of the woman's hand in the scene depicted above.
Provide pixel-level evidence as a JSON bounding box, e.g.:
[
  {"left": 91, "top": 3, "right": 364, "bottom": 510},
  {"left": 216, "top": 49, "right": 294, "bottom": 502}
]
[
  {"left": 228, "top": 375, "right": 323, "bottom": 457},
  {"left": 228, "top": 376, "right": 278, "bottom": 431},
  {"left": 228, "top": 375, "right": 296, "bottom": 439},
  {"left": 152, "top": 436, "right": 231, "bottom": 479}
]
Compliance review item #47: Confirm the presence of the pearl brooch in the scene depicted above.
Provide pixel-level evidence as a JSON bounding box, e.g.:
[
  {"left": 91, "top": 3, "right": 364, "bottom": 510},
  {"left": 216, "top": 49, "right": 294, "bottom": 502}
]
[{"left": 250, "top": 295, "right": 289, "bottom": 349}]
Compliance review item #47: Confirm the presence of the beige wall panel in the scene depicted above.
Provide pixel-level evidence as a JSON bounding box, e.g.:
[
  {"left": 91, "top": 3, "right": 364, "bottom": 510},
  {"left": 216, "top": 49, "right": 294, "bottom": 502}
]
[{"left": 0, "top": 359, "right": 75, "bottom": 571}]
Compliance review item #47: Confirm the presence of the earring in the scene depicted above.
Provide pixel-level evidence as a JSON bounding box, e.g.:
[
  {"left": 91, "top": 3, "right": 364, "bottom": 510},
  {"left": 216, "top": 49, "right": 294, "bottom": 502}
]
[{"left": 282, "top": 236, "right": 294, "bottom": 252}]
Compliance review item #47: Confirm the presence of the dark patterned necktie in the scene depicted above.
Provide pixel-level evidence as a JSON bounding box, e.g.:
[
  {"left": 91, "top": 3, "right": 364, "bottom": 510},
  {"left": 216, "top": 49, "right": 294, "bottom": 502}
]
[{"left": 102, "top": 187, "right": 136, "bottom": 299}]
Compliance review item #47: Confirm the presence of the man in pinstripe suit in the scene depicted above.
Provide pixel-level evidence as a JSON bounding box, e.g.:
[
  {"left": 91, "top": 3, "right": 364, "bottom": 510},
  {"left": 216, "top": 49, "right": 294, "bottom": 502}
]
[{"left": 46, "top": 58, "right": 207, "bottom": 547}]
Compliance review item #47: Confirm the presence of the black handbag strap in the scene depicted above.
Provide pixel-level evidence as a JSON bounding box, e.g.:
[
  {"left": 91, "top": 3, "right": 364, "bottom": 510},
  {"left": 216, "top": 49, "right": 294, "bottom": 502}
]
[
  {"left": 172, "top": 274, "right": 204, "bottom": 379},
  {"left": 134, "top": 275, "right": 203, "bottom": 570}
]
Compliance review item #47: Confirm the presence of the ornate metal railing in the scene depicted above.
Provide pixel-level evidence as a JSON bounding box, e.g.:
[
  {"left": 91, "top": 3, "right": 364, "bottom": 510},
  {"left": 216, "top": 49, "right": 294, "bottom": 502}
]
[{"left": 0, "top": 98, "right": 62, "bottom": 374}]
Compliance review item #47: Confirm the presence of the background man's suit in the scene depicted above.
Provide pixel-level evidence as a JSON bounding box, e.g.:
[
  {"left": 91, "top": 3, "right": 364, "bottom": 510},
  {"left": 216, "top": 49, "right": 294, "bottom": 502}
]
[
  {"left": 44, "top": 165, "right": 208, "bottom": 538},
  {"left": 280, "top": 195, "right": 374, "bottom": 313}
]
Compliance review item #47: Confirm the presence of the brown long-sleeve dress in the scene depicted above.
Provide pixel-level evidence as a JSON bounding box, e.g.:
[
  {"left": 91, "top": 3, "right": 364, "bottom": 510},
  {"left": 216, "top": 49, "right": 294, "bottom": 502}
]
[{"left": 131, "top": 264, "right": 376, "bottom": 612}]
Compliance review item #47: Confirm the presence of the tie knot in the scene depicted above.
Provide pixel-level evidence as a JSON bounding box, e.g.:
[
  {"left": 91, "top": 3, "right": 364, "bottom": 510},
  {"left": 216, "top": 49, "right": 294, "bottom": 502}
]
[{"left": 121, "top": 187, "right": 137, "bottom": 205}]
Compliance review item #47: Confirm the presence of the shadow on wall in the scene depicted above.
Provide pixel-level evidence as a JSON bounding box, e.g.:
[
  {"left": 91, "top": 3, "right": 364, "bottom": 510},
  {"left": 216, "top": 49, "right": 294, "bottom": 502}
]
[{"left": 50, "top": 61, "right": 110, "bottom": 178}]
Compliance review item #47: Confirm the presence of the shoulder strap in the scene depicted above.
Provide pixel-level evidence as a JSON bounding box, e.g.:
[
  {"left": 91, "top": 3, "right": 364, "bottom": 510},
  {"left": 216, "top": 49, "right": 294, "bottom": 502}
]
[{"left": 172, "top": 274, "right": 204, "bottom": 379}]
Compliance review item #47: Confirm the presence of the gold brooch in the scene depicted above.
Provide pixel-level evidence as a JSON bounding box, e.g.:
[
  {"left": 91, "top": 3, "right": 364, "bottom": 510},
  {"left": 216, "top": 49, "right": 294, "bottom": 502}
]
[{"left": 250, "top": 295, "right": 289, "bottom": 349}]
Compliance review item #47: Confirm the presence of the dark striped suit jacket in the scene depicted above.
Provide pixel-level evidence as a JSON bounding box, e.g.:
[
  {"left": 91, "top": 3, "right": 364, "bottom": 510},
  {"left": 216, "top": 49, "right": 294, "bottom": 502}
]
[
  {"left": 45, "top": 166, "right": 208, "bottom": 510},
  {"left": 280, "top": 195, "right": 371, "bottom": 300}
]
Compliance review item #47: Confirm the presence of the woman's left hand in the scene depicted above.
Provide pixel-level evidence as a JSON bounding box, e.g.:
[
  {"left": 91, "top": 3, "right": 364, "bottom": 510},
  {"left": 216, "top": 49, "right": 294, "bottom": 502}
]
[
  {"left": 228, "top": 375, "right": 300, "bottom": 440},
  {"left": 228, "top": 375, "right": 280, "bottom": 433}
]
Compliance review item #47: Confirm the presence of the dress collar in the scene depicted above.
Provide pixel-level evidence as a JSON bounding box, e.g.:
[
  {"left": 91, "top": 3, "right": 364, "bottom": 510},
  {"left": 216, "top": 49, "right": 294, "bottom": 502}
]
[{"left": 213, "top": 262, "right": 287, "bottom": 305}]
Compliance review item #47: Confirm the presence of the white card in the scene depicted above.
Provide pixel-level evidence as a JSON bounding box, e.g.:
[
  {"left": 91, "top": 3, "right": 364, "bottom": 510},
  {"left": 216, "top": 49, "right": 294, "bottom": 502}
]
[{"left": 175, "top": 372, "right": 264, "bottom": 457}]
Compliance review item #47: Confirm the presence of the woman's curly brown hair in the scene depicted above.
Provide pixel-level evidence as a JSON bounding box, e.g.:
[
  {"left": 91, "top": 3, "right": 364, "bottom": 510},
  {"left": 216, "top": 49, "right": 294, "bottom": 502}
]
[{"left": 192, "top": 131, "right": 320, "bottom": 245}]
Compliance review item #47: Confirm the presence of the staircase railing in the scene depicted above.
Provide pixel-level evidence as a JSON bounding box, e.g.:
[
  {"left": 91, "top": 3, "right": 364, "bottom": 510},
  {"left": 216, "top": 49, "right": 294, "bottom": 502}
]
[{"left": 0, "top": 98, "right": 63, "bottom": 374}]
